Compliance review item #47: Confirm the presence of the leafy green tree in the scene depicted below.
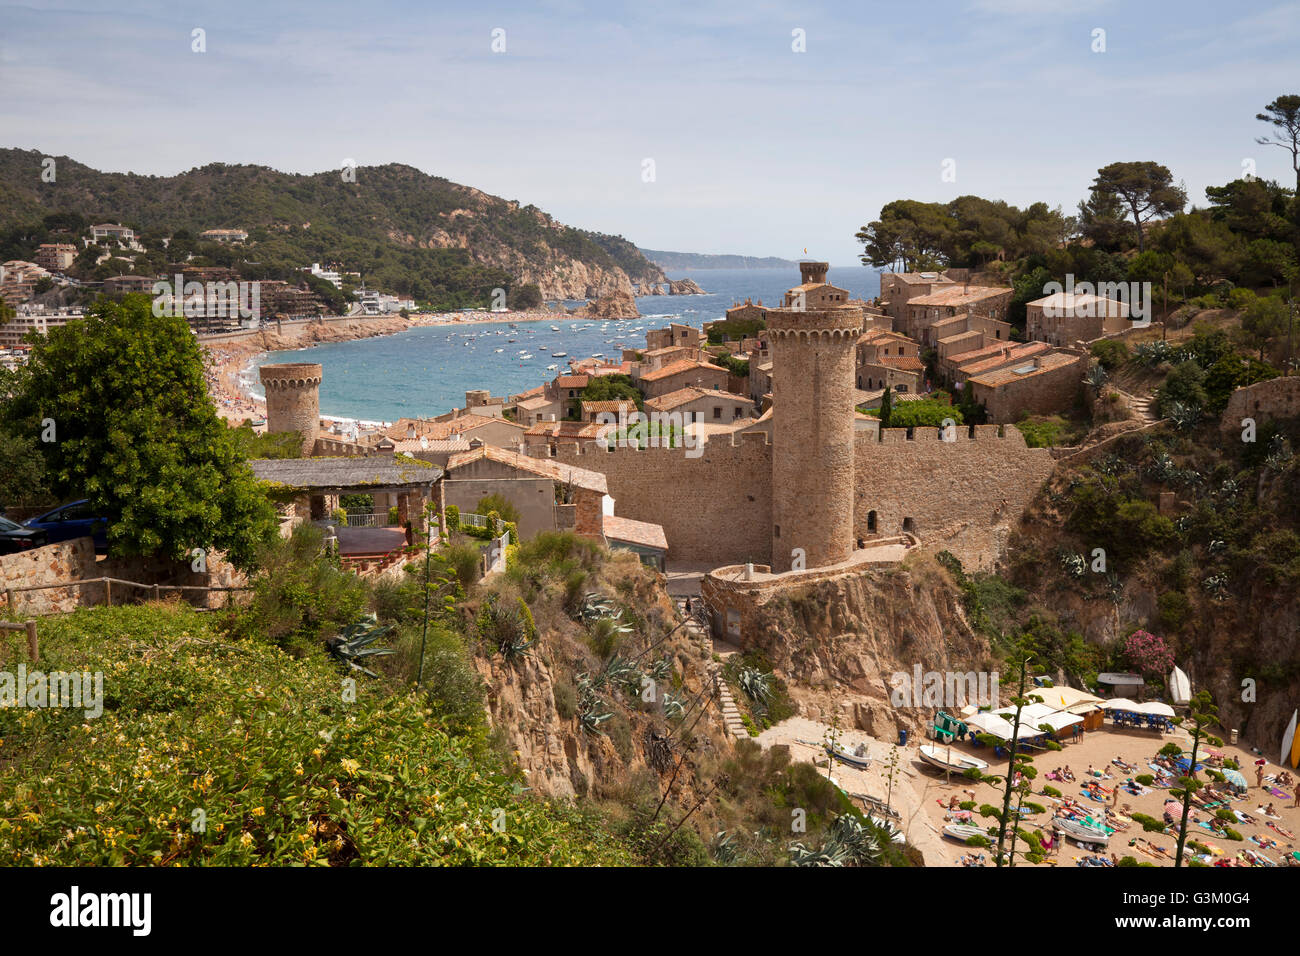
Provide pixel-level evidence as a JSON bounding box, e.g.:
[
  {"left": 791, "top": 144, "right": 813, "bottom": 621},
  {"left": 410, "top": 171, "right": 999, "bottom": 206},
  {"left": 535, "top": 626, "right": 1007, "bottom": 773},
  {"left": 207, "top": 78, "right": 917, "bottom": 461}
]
[
  {"left": 579, "top": 373, "right": 643, "bottom": 414},
  {"left": 886, "top": 397, "right": 961, "bottom": 428},
  {"left": 878, "top": 385, "right": 893, "bottom": 428},
  {"left": 1256, "top": 94, "right": 1300, "bottom": 194},
  {"left": 2, "top": 294, "right": 277, "bottom": 568},
  {"left": 474, "top": 493, "right": 520, "bottom": 525},
  {"left": 1083, "top": 162, "right": 1187, "bottom": 252},
  {"left": 0, "top": 425, "right": 48, "bottom": 510},
  {"left": 1156, "top": 361, "right": 1209, "bottom": 417},
  {"left": 1240, "top": 295, "right": 1289, "bottom": 360},
  {"left": 510, "top": 283, "right": 543, "bottom": 310}
]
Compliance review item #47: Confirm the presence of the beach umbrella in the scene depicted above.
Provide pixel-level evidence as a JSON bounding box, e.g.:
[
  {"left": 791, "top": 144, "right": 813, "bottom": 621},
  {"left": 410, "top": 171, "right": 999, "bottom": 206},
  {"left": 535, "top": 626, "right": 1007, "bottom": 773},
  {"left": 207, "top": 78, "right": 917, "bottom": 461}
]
[
  {"left": 1223, "top": 769, "right": 1248, "bottom": 791},
  {"left": 1134, "top": 701, "right": 1175, "bottom": 718},
  {"left": 1100, "top": 698, "right": 1138, "bottom": 710}
]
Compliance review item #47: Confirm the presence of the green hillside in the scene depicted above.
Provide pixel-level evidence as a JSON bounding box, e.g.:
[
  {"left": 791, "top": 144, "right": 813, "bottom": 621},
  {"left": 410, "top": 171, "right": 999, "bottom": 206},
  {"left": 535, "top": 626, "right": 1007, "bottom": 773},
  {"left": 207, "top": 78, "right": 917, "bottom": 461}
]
[{"left": 0, "top": 148, "right": 664, "bottom": 310}]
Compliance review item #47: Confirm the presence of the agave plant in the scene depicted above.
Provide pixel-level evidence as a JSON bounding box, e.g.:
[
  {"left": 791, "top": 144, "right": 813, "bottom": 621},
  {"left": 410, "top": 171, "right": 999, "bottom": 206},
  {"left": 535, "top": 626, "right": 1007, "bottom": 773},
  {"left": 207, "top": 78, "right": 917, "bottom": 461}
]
[
  {"left": 1202, "top": 572, "right": 1229, "bottom": 600},
  {"left": 867, "top": 814, "right": 905, "bottom": 845},
  {"left": 736, "top": 666, "right": 772, "bottom": 706},
  {"left": 711, "top": 830, "right": 741, "bottom": 864},
  {"left": 580, "top": 702, "right": 613, "bottom": 734},
  {"left": 661, "top": 692, "right": 685, "bottom": 720},
  {"left": 1166, "top": 400, "right": 1202, "bottom": 431},
  {"left": 1085, "top": 364, "right": 1109, "bottom": 390},
  {"left": 647, "top": 656, "right": 672, "bottom": 682},
  {"left": 789, "top": 814, "right": 881, "bottom": 867},
  {"left": 577, "top": 592, "right": 619, "bottom": 623},
  {"left": 477, "top": 595, "right": 534, "bottom": 662},
  {"left": 1265, "top": 434, "right": 1294, "bottom": 471},
  {"left": 327, "top": 620, "right": 396, "bottom": 678},
  {"left": 1058, "top": 550, "right": 1086, "bottom": 579}
]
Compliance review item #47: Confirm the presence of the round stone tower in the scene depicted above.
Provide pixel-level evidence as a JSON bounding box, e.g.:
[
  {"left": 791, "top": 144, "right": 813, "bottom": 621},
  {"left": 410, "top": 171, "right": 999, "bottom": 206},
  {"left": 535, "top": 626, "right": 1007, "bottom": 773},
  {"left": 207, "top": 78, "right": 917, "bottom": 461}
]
[
  {"left": 259, "top": 362, "right": 322, "bottom": 456},
  {"left": 767, "top": 286, "right": 861, "bottom": 573}
]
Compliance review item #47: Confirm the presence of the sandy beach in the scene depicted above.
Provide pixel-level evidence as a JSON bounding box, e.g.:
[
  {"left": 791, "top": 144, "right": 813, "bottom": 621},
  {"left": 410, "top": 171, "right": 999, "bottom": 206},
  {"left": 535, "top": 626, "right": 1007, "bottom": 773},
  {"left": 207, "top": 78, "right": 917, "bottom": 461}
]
[{"left": 757, "top": 716, "right": 1300, "bottom": 868}]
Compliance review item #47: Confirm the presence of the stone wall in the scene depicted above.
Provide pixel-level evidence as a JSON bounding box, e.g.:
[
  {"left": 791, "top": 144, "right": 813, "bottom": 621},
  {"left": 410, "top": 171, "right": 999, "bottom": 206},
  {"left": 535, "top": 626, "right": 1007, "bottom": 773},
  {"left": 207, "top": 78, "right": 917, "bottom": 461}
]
[
  {"left": 856, "top": 426, "right": 1054, "bottom": 570},
  {"left": 552, "top": 432, "right": 774, "bottom": 564},
  {"left": 0, "top": 538, "right": 248, "bottom": 615},
  {"left": 1221, "top": 377, "right": 1300, "bottom": 433},
  {"left": 548, "top": 423, "right": 1054, "bottom": 571},
  {"left": 444, "top": 476, "right": 556, "bottom": 539},
  {"left": 971, "top": 354, "right": 1086, "bottom": 424}
]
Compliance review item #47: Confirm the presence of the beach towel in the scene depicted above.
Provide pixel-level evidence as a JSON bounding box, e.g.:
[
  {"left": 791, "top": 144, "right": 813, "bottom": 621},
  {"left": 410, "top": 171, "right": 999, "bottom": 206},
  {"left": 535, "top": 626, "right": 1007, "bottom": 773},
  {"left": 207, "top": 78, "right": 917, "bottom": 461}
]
[
  {"left": 1082, "top": 789, "right": 1105, "bottom": 802},
  {"left": 1268, "top": 821, "right": 1296, "bottom": 839},
  {"left": 1268, "top": 786, "right": 1290, "bottom": 799},
  {"left": 1256, "top": 806, "right": 1282, "bottom": 820},
  {"left": 1252, "top": 834, "right": 1278, "bottom": 850}
]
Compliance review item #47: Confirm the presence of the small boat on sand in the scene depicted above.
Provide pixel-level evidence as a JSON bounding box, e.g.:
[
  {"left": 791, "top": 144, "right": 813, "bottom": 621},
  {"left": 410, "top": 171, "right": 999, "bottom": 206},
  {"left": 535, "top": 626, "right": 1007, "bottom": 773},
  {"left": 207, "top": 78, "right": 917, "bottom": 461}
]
[
  {"left": 826, "top": 742, "right": 872, "bottom": 769},
  {"left": 919, "top": 745, "right": 989, "bottom": 775},
  {"left": 943, "top": 824, "right": 987, "bottom": 843},
  {"left": 1053, "top": 817, "right": 1111, "bottom": 847}
]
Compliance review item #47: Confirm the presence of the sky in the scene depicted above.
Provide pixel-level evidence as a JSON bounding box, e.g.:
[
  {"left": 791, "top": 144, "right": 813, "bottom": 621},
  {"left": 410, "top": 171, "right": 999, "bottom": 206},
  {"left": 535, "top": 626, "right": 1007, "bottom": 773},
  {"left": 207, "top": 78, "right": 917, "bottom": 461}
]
[{"left": 0, "top": 0, "right": 1297, "bottom": 265}]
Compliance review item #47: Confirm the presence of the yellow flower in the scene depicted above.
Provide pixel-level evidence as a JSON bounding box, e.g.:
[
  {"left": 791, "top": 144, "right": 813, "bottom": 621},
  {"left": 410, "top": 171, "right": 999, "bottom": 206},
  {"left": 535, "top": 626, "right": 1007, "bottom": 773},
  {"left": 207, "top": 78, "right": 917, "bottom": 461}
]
[
  {"left": 239, "top": 832, "right": 253, "bottom": 847},
  {"left": 251, "top": 806, "right": 265, "bottom": 817},
  {"left": 339, "top": 758, "right": 360, "bottom": 776}
]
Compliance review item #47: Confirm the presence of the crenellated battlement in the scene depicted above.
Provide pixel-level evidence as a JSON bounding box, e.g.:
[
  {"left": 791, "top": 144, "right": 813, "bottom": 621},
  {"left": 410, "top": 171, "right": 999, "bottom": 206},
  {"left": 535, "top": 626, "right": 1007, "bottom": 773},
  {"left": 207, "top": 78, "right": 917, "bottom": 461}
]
[{"left": 871, "top": 423, "right": 1024, "bottom": 446}]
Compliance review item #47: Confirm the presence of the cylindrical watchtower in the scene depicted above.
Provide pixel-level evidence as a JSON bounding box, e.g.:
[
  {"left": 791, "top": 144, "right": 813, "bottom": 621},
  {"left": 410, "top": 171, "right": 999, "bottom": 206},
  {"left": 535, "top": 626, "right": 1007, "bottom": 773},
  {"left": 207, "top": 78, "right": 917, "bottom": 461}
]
[
  {"left": 259, "top": 362, "right": 322, "bottom": 456},
  {"left": 767, "top": 301, "right": 861, "bottom": 572}
]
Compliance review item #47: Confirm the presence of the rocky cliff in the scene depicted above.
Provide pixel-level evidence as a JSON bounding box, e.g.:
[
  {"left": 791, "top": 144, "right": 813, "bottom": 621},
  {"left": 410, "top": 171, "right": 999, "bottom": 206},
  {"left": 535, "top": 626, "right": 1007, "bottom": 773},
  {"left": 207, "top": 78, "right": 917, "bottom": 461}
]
[
  {"left": 573, "top": 290, "right": 639, "bottom": 319},
  {"left": 741, "top": 557, "right": 996, "bottom": 742}
]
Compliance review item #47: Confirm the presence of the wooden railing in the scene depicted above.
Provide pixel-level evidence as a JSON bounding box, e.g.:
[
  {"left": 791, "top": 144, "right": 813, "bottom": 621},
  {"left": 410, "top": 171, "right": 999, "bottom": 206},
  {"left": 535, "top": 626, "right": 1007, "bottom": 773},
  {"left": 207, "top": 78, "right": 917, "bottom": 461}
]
[
  {"left": 0, "top": 620, "right": 39, "bottom": 661},
  {"left": 3, "top": 577, "right": 251, "bottom": 613}
]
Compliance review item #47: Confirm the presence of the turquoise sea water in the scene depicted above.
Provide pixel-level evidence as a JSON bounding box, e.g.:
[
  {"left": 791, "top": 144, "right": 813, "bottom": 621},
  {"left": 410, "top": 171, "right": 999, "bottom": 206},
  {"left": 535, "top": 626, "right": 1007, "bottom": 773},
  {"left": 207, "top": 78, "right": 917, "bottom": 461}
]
[{"left": 249, "top": 265, "right": 884, "bottom": 423}]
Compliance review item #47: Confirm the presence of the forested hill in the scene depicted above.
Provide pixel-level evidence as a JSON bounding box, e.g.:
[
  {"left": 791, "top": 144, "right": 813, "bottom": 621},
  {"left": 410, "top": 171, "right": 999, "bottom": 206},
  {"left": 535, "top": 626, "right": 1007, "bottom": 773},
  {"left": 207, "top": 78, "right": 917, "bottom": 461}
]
[
  {"left": 0, "top": 148, "right": 666, "bottom": 307},
  {"left": 638, "top": 248, "right": 799, "bottom": 270}
]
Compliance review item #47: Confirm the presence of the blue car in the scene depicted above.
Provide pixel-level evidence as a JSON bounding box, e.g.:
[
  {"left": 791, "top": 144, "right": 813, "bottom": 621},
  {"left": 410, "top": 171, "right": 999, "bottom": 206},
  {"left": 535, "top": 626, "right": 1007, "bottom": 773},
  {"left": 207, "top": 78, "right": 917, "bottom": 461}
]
[{"left": 24, "top": 500, "right": 109, "bottom": 551}]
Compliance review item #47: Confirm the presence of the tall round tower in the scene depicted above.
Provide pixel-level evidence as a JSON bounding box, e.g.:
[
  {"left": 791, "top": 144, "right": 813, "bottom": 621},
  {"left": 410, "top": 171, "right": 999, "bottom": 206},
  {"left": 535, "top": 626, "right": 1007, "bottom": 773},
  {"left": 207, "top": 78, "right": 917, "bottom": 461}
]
[
  {"left": 767, "top": 271, "right": 861, "bottom": 573},
  {"left": 259, "top": 362, "right": 322, "bottom": 456}
]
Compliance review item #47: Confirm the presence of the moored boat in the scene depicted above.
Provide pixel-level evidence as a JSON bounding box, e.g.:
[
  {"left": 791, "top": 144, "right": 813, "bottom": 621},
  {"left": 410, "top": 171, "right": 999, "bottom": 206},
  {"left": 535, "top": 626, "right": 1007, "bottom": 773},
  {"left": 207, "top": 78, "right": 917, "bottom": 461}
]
[{"left": 918, "top": 744, "right": 989, "bottom": 775}]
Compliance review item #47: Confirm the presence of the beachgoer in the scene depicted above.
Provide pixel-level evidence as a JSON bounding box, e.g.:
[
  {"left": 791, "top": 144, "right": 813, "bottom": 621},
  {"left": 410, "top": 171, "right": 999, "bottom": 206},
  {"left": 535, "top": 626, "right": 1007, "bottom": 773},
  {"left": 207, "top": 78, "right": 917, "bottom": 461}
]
[
  {"left": 1257, "top": 765, "right": 1265, "bottom": 789},
  {"left": 1294, "top": 782, "right": 1300, "bottom": 809}
]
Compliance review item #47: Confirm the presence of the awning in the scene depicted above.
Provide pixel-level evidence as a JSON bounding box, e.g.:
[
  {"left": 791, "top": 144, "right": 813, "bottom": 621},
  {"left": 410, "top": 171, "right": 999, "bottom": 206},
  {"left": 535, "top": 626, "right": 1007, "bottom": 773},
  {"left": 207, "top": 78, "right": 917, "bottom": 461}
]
[
  {"left": 1131, "top": 701, "right": 1176, "bottom": 718},
  {"left": 1100, "top": 698, "right": 1139, "bottom": 711}
]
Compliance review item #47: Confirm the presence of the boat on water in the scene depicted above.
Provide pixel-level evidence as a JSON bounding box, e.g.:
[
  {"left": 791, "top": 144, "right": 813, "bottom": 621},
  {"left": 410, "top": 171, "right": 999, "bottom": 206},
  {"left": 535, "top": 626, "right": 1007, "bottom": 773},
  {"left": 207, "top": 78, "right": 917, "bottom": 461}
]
[
  {"left": 552, "top": 351, "right": 568, "bottom": 358},
  {"left": 520, "top": 353, "right": 533, "bottom": 359},
  {"left": 918, "top": 745, "right": 989, "bottom": 775},
  {"left": 825, "top": 742, "right": 872, "bottom": 769},
  {"left": 538, "top": 345, "right": 548, "bottom": 350},
  {"left": 550, "top": 325, "right": 560, "bottom": 331},
  {"left": 494, "top": 348, "right": 503, "bottom": 353},
  {"left": 1053, "top": 817, "right": 1111, "bottom": 847},
  {"left": 546, "top": 364, "right": 558, "bottom": 371},
  {"left": 943, "top": 824, "right": 987, "bottom": 843}
]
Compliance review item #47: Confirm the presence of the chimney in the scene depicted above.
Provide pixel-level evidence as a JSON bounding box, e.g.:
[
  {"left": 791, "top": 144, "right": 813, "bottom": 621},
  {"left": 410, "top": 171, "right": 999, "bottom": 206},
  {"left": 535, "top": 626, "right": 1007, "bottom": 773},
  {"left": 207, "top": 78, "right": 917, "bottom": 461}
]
[{"left": 406, "top": 423, "right": 416, "bottom": 439}]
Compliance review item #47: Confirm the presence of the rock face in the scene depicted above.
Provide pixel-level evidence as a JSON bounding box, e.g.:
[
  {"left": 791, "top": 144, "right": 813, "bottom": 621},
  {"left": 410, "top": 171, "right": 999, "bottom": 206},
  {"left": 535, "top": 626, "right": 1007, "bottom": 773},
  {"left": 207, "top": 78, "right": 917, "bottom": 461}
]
[
  {"left": 574, "top": 290, "right": 639, "bottom": 319},
  {"left": 635, "top": 278, "right": 708, "bottom": 295},
  {"left": 742, "top": 559, "right": 996, "bottom": 742}
]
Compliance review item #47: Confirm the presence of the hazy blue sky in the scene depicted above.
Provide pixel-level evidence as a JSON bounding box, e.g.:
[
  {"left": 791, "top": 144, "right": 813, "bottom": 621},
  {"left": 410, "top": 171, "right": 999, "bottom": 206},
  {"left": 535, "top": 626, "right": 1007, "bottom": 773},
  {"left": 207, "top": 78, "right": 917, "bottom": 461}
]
[{"left": 1, "top": 0, "right": 1297, "bottom": 264}]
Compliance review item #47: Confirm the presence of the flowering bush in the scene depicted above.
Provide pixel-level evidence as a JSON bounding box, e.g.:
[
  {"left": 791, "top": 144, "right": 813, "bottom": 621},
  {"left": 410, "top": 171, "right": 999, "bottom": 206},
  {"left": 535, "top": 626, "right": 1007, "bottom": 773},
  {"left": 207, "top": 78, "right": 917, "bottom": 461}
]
[
  {"left": 1124, "top": 629, "right": 1175, "bottom": 680},
  {"left": 0, "top": 604, "right": 632, "bottom": 866}
]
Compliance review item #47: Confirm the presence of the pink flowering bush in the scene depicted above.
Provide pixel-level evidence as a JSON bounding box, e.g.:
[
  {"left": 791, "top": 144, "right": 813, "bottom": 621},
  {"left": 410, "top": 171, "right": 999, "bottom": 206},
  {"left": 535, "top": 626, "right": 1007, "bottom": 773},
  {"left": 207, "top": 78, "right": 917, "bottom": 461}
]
[{"left": 1124, "top": 629, "right": 1175, "bottom": 680}]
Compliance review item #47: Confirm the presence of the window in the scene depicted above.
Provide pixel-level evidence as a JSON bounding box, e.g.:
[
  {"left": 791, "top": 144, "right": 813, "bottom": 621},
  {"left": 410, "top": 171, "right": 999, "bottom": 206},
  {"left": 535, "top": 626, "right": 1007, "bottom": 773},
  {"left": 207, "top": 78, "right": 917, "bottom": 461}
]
[
  {"left": 903, "top": 517, "right": 915, "bottom": 533},
  {"left": 867, "top": 510, "right": 877, "bottom": 532},
  {"left": 774, "top": 524, "right": 780, "bottom": 538},
  {"left": 897, "top": 384, "right": 909, "bottom": 393},
  {"left": 712, "top": 407, "right": 721, "bottom": 419}
]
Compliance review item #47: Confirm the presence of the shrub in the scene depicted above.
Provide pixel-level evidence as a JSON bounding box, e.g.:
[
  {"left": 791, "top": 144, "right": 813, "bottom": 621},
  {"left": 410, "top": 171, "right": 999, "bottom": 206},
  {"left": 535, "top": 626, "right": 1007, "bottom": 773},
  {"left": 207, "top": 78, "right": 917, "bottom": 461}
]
[
  {"left": 445, "top": 505, "right": 460, "bottom": 532},
  {"left": 233, "top": 523, "right": 369, "bottom": 656},
  {"left": 443, "top": 542, "right": 482, "bottom": 589},
  {"left": 1043, "top": 785, "right": 1062, "bottom": 798},
  {"left": 475, "top": 494, "right": 520, "bottom": 525},
  {"left": 1157, "top": 591, "right": 1190, "bottom": 632},
  {"left": 1136, "top": 774, "right": 1154, "bottom": 786},
  {"left": 1090, "top": 339, "right": 1130, "bottom": 371},
  {"left": 1124, "top": 629, "right": 1175, "bottom": 681},
  {"left": 387, "top": 505, "right": 400, "bottom": 525}
]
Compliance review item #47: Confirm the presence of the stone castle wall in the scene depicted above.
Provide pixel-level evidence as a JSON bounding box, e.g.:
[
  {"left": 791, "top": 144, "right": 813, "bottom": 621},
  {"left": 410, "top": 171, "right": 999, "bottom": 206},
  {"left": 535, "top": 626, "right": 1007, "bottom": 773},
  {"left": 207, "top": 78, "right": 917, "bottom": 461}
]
[
  {"left": 551, "top": 432, "right": 774, "bottom": 565},
  {"left": 547, "top": 423, "right": 1053, "bottom": 570}
]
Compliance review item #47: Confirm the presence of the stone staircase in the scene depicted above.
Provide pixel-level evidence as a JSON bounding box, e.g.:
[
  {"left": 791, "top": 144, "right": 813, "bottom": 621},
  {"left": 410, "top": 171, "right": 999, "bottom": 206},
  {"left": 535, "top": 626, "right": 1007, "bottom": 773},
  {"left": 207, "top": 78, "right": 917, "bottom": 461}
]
[{"left": 677, "top": 597, "right": 748, "bottom": 742}]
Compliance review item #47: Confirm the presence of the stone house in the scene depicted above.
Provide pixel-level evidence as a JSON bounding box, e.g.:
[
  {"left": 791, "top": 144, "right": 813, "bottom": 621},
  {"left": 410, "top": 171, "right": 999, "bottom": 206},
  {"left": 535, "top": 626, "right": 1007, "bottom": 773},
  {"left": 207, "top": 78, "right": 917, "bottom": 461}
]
[
  {"left": 644, "top": 386, "right": 755, "bottom": 424},
  {"left": 645, "top": 323, "right": 704, "bottom": 351},
  {"left": 879, "top": 271, "right": 956, "bottom": 327},
  {"left": 1025, "top": 292, "right": 1129, "bottom": 346},
  {"left": 638, "top": 359, "right": 729, "bottom": 398},
  {"left": 904, "top": 286, "right": 1013, "bottom": 345},
  {"left": 944, "top": 340, "right": 1051, "bottom": 385},
  {"left": 966, "top": 351, "right": 1086, "bottom": 423}
]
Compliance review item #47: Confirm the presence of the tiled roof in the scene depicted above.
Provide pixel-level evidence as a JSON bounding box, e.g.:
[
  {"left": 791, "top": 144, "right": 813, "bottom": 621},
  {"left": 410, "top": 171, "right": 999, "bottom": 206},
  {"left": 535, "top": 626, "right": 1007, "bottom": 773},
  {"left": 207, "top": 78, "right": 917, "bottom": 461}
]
[
  {"left": 523, "top": 420, "right": 605, "bottom": 438},
  {"left": 385, "top": 414, "right": 505, "bottom": 441},
  {"left": 554, "top": 374, "right": 590, "bottom": 388},
  {"left": 879, "top": 355, "right": 924, "bottom": 371},
  {"left": 644, "top": 386, "right": 750, "bottom": 411},
  {"left": 968, "top": 351, "right": 1080, "bottom": 387},
  {"left": 639, "top": 359, "right": 724, "bottom": 383},
  {"left": 250, "top": 456, "right": 441, "bottom": 489},
  {"left": 446, "top": 445, "right": 607, "bottom": 494},
  {"left": 957, "top": 342, "right": 1051, "bottom": 377},
  {"left": 581, "top": 399, "right": 637, "bottom": 414},
  {"left": 517, "top": 396, "right": 553, "bottom": 411},
  {"left": 908, "top": 286, "right": 1011, "bottom": 307},
  {"left": 603, "top": 514, "right": 668, "bottom": 551},
  {"left": 391, "top": 437, "right": 471, "bottom": 455},
  {"left": 1026, "top": 291, "right": 1128, "bottom": 316}
]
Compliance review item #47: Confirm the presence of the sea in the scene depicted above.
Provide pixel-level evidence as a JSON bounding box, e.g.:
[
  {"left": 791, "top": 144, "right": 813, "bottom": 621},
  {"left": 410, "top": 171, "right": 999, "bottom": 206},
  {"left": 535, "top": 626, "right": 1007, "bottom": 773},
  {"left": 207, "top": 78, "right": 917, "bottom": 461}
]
[{"left": 246, "top": 265, "right": 885, "bottom": 424}]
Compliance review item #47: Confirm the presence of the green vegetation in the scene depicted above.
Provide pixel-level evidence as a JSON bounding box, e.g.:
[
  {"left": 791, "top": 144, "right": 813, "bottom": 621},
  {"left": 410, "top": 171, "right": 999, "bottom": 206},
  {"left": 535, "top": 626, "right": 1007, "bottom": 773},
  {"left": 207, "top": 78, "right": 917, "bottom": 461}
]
[
  {"left": 0, "top": 149, "right": 664, "bottom": 311},
  {"left": 0, "top": 603, "right": 631, "bottom": 866},
  {"left": 1, "top": 295, "right": 277, "bottom": 568},
  {"left": 862, "top": 396, "right": 962, "bottom": 428}
]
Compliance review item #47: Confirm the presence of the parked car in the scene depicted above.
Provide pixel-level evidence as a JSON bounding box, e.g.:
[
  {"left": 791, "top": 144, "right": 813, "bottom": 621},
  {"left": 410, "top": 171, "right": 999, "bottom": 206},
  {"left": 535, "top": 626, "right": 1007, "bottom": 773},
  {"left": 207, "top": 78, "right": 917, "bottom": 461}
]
[
  {"left": 23, "top": 500, "right": 109, "bottom": 551},
  {"left": 0, "top": 515, "right": 47, "bottom": 554}
]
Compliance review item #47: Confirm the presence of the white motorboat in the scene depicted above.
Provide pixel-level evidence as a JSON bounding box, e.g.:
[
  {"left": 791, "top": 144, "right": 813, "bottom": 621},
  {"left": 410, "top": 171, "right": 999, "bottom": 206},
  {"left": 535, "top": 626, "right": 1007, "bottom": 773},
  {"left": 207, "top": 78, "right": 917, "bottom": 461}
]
[{"left": 919, "top": 745, "right": 989, "bottom": 775}]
